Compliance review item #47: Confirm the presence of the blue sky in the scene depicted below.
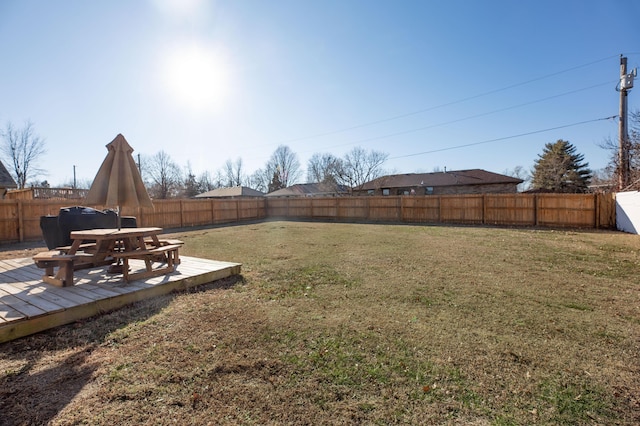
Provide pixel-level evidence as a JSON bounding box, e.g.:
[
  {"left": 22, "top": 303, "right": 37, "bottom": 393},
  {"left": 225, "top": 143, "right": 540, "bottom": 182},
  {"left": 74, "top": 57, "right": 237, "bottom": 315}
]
[{"left": 0, "top": 0, "right": 639, "bottom": 187}]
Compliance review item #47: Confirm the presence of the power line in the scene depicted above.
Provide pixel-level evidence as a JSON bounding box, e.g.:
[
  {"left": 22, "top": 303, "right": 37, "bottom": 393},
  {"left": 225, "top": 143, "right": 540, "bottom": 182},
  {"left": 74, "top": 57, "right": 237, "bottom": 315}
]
[
  {"left": 297, "top": 81, "right": 614, "bottom": 154},
  {"left": 389, "top": 115, "right": 618, "bottom": 159},
  {"left": 276, "top": 54, "right": 619, "bottom": 145}
]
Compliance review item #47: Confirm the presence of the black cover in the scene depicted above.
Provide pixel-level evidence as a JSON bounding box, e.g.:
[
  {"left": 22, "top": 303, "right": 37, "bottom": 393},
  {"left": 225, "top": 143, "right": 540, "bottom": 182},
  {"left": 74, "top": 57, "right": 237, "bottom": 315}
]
[
  {"left": 40, "top": 206, "right": 129, "bottom": 249},
  {"left": 39, "top": 215, "right": 66, "bottom": 249}
]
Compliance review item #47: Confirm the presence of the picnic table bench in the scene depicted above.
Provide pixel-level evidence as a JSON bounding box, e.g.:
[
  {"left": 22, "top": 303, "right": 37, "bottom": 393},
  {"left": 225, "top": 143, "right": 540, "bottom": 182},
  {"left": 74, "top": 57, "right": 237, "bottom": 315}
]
[
  {"left": 32, "top": 251, "right": 93, "bottom": 287},
  {"left": 111, "top": 243, "right": 182, "bottom": 282}
]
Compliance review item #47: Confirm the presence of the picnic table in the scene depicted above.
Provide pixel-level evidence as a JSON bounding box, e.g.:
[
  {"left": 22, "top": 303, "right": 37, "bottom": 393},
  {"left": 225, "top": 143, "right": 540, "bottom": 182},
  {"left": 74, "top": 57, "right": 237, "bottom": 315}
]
[{"left": 33, "top": 227, "right": 182, "bottom": 286}]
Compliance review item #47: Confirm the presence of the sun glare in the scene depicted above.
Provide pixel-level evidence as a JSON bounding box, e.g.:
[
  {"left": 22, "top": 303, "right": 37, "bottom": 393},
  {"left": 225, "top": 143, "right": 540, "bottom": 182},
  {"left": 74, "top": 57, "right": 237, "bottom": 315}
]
[{"left": 160, "top": 43, "right": 231, "bottom": 113}]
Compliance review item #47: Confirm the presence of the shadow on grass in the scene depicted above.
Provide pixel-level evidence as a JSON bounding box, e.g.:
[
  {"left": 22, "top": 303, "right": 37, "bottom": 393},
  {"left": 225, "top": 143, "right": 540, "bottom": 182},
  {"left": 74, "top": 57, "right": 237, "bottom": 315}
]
[
  {"left": 0, "top": 347, "right": 96, "bottom": 425},
  {"left": 0, "top": 274, "right": 243, "bottom": 426}
]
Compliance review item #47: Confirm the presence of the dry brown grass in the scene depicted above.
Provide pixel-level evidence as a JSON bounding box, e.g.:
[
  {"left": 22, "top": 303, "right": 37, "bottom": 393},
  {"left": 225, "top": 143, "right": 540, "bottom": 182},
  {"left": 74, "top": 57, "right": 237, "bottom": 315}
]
[{"left": 1, "top": 221, "right": 639, "bottom": 425}]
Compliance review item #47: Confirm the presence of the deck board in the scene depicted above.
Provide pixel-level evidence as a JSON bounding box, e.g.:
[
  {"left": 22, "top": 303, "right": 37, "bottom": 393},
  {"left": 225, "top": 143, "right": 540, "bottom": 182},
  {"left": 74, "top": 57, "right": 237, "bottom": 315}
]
[
  {"left": 0, "top": 255, "right": 242, "bottom": 343},
  {"left": 5, "top": 283, "right": 80, "bottom": 309},
  {"left": 0, "top": 283, "right": 66, "bottom": 313}
]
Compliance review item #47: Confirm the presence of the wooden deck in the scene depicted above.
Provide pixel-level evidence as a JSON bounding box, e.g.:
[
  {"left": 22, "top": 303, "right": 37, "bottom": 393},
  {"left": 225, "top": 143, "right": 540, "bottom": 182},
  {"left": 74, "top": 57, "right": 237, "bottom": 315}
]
[{"left": 0, "top": 256, "right": 242, "bottom": 343}]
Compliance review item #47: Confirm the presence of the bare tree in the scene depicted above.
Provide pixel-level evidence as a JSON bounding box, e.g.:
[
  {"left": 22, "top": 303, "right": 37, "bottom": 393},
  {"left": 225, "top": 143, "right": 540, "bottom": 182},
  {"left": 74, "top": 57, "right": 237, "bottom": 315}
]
[
  {"left": 0, "top": 121, "right": 46, "bottom": 189},
  {"left": 143, "top": 150, "right": 182, "bottom": 199},
  {"left": 589, "top": 168, "right": 615, "bottom": 192},
  {"left": 598, "top": 135, "right": 621, "bottom": 189},
  {"left": 224, "top": 157, "right": 245, "bottom": 187},
  {"left": 600, "top": 110, "right": 640, "bottom": 190},
  {"left": 503, "top": 165, "right": 529, "bottom": 191},
  {"left": 307, "top": 153, "right": 341, "bottom": 184},
  {"left": 212, "top": 169, "right": 226, "bottom": 189},
  {"left": 265, "top": 145, "right": 301, "bottom": 189},
  {"left": 197, "top": 171, "right": 218, "bottom": 192},
  {"left": 245, "top": 168, "right": 270, "bottom": 192},
  {"left": 60, "top": 177, "right": 93, "bottom": 190},
  {"left": 336, "top": 147, "right": 388, "bottom": 191}
]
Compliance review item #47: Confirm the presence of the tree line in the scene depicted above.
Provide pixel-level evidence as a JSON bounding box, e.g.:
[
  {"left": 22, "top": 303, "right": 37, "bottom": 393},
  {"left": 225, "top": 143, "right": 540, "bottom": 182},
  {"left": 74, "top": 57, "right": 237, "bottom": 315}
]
[
  {"left": 0, "top": 122, "right": 390, "bottom": 199},
  {"left": 138, "top": 145, "right": 389, "bottom": 199},
  {"left": 2, "top": 113, "right": 639, "bottom": 197}
]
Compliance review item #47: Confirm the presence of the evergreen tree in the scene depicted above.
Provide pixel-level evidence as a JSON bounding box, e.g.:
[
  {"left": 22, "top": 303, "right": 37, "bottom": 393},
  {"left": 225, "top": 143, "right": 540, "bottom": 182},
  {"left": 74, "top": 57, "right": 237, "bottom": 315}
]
[
  {"left": 531, "top": 140, "right": 592, "bottom": 193},
  {"left": 268, "top": 168, "right": 283, "bottom": 193},
  {"left": 182, "top": 172, "right": 199, "bottom": 198}
]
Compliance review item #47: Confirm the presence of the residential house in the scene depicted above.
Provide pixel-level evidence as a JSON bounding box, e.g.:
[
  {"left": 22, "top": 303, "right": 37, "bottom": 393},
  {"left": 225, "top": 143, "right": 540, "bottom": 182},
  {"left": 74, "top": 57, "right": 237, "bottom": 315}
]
[
  {"left": 194, "top": 186, "right": 265, "bottom": 199},
  {"left": 354, "top": 169, "right": 523, "bottom": 196},
  {"left": 265, "top": 182, "right": 350, "bottom": 198},
  {"left": 0, "top": 160, "right": 17, "bottom": 198}
]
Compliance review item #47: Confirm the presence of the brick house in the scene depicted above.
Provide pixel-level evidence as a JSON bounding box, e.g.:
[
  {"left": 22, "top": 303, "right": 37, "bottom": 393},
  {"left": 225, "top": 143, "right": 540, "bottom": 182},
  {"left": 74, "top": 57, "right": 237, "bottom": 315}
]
[{"left": 354, "top": 169, "right": 523, "bottom": 196}]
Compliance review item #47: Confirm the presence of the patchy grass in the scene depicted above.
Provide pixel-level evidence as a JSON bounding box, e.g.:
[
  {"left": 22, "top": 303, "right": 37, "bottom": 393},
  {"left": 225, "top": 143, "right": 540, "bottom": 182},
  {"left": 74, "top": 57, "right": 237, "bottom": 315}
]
[{"left": 1, "top": 222, "right": 639, "bottom": 425}]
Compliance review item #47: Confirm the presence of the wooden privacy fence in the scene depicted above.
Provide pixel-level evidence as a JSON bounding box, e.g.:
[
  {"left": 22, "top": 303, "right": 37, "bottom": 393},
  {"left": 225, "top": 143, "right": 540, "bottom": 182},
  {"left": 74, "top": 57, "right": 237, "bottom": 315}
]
[
  {"left": 265, "top": 193, "right": 615, "bottom": 229},
  {"left": 0, "top": 193, "right": 615, "bottom": 243},
  {"left": 0, "top": 198, "right": 266, "bottom": 243}
]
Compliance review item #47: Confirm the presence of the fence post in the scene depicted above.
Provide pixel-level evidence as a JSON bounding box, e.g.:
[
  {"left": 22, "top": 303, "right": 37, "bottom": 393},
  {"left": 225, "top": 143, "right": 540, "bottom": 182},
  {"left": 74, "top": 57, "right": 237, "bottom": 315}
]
[
  {"left": 534, "top": 194, "right": 539, "bottom": 227},
  {"left": 18, "top": 200, "right": 24, "bottom": 242},
  {"left": 482, "top": 194, "right": 486, "bottom": 225},
  {"left": 179, "top": 200, "right": 183, "bottom": 228},
  {"left": 366, "top": 197, "right": 370, "bottom": 220},
  {"left": 210, "top": 199, "right": 215, "bottom": 224}
]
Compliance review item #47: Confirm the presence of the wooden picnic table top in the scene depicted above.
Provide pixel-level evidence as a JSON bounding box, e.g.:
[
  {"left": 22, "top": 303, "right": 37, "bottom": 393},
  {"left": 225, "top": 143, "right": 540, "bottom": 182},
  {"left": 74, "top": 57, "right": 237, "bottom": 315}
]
[
  {"left": 70, "top": 227, "right": 163, "bottom": 240},
  {"left": 66, "top": 227, "right": 165, "bottom": 267}
]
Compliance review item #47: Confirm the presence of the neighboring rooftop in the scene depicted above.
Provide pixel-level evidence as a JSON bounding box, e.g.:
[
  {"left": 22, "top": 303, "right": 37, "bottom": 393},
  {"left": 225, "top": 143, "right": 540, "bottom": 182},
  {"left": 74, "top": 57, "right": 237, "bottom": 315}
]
[
  {"left": 195, "top": 186, "right": 265, "bottom": 198},
  {"left": 360, "top": 169, "right": 523, "bottom": 189},
  {"left": 0, "top": 160, "right": 17, "bottom": 189},
  {"left": 266, "top": 182, "right": 350, "bottom": 198}
]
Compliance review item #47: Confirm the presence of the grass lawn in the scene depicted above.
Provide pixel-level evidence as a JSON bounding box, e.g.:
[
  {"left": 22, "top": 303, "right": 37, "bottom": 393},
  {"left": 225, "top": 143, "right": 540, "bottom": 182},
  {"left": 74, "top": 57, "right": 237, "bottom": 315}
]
[{"left": 1, "top": 221, "right": 639, "bottom": 425}]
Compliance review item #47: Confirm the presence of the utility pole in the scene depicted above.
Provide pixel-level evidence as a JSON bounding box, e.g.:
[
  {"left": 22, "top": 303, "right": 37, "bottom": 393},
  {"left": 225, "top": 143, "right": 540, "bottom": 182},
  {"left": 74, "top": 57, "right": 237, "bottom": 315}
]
[
  {"left": 618, "top": 56, "right": 629, "bottom": 191},
  {"left": 73, "top": 165, "right": 77, "bottom": 189},
  {"left": 618, "top": 55, "right": 638, "bottom": 190}
]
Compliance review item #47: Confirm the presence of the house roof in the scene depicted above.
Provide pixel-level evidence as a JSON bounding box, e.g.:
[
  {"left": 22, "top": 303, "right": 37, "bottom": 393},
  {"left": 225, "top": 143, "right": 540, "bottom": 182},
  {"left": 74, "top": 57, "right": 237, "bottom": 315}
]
[
  {"left": 360, "top": 169, "right": 523, "bottom": 190},
  {"left": 195, "top": 186, "right": 264, "bottom": 198},
  {"left": 266, "top": 182, "right": 350, "bottom": 197},
  {"left": 0, "top": 160, "right": 17, "bottom": 188}
]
